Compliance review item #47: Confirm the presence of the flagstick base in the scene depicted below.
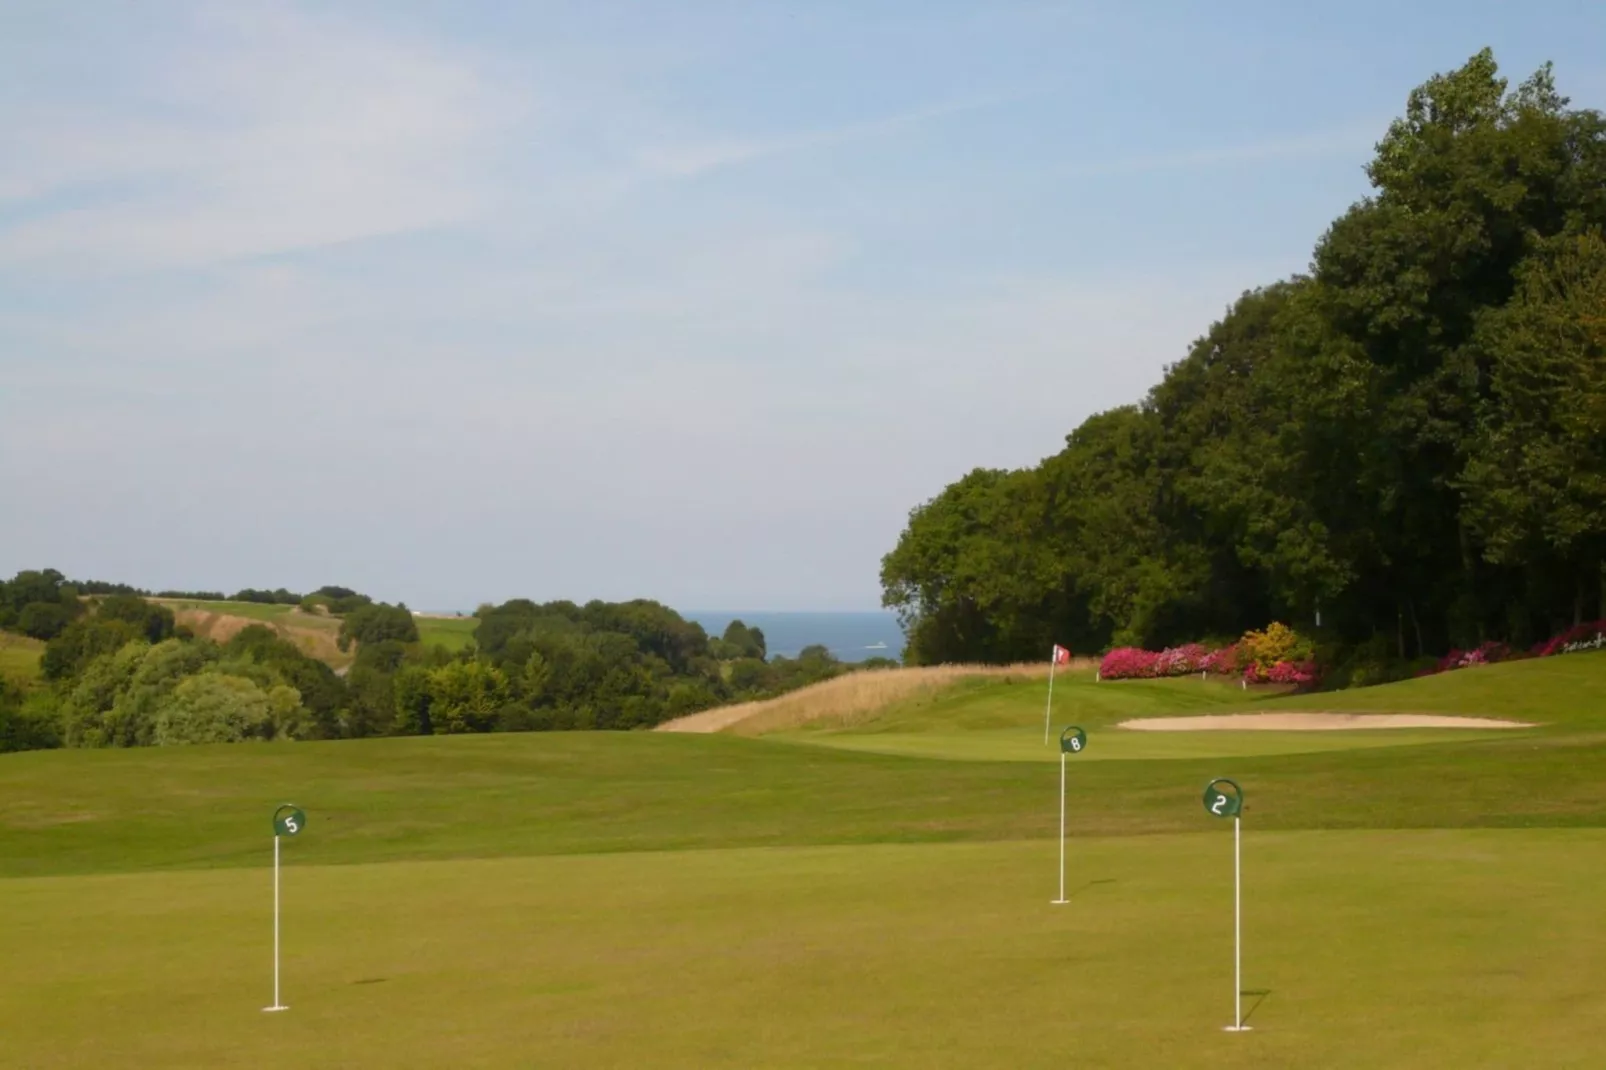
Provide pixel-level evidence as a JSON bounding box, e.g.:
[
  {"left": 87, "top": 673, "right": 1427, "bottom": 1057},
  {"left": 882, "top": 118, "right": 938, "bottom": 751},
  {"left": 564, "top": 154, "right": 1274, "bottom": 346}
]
[
  {"left": 1051, "top": 898, "right": 1068, "bottom": 905},
  {"left": 263, "top": 1006, "right": 289, "bottom": 1013},
  {"left": 1222, "top": 1025, "right": 1251, "bottom": 1032}
]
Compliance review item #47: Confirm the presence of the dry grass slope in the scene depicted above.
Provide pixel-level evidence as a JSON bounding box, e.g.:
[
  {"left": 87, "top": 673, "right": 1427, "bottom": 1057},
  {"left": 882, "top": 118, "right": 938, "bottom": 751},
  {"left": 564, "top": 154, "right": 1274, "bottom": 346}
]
[
  {"left": 656, "top": 660, "right": 1096, "bottom": 735},
  {"left": 171, "top": 607, "right": 351, "bottom": 669}
]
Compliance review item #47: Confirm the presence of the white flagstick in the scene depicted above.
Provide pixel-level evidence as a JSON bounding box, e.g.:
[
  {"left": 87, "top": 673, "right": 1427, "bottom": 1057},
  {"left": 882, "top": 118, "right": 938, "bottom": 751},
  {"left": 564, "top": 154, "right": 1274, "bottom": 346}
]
[
  {"left": 264, "top": 804, "right": 302, "bottom": 1013},
  {"left": 1233, "top": 815, "right": 1242, "bottom": 1031},
  {"left": 1052, "top": 751, "right": 1067, "bottom": 904},
  {"left": 1042, "top": 653, "right": 1057, "bottom": 744},
  {"left": 1051, "top": 727, "right": 1084, "bottom": 904},
  {"left": 1204, "top": 779, "right": 1248, "bottom": 1032},
  {"left": 1223, "top": 812, "right": 1251, "bottom": 1031},
  {"left": 265, "top": 832, "right": 287, "bottom": 1012}
]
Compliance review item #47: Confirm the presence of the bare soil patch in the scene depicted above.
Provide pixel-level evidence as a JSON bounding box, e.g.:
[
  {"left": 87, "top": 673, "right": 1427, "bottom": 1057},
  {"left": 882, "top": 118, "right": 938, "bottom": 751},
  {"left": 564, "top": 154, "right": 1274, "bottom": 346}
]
[{"left": 1117, "top": 712, "right": 1533, "bottom": 731}]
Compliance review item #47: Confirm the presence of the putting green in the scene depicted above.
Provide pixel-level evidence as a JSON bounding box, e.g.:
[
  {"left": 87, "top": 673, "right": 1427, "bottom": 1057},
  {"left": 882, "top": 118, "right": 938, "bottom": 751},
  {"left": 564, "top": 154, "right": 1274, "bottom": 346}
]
[
  {"left": 773, "top": 727, "right": 1522, "bottom": 762},
  {"left": 2, "top": 831, "right": 1602, "bottom": 1068}
]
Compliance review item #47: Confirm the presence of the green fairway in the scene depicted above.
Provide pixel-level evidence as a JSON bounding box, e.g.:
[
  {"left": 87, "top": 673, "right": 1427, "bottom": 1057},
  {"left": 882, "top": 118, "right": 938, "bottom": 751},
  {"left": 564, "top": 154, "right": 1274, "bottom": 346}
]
[
  {"left": 3, "top": 651, "right": 1606, "bottom": 1065},
  {"left": 773, "top": 726, "right": 1523, "bottom": 762},
  {"left": 3, "top": 832, "right": 1603, "bottom": 1068},
  {"left": 1267, "top": 650, "right": 1606, "bottom": 727},
  {"left": 763, "top": 661, "right": 1563, "bottom": 763}
]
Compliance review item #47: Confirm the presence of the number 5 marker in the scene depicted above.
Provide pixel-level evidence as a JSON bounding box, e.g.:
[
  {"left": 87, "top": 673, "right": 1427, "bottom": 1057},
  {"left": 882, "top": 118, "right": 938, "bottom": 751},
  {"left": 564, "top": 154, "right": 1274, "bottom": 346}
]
[{"left": 265, "top": 804, "right": 306, "bottom": 1013}]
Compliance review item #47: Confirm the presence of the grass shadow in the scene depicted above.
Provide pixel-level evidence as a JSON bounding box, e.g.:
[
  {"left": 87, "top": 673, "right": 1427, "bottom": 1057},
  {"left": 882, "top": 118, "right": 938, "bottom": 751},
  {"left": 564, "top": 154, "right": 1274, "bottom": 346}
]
[
  {"left": 1239, "top": 988, "right": 1272, "bottom": 1026},
  {"left": 1061, "top": 878, "right": 1117, "bottom": 900}
]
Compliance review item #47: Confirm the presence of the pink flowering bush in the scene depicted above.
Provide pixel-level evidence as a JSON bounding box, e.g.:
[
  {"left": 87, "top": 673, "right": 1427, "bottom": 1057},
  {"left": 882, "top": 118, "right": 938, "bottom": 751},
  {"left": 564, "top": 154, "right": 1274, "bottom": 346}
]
[
  {"left": 1154, "top": 643, "right": 1208, "bottom": 675},
  {"left": 1531, "top": 620, "right": 1606, "bottom": 659},
  {"left": 1424, "top": 622, "right": 1605, "bottom": 679},
  {"left": 1260, "top": 659, "right": 1318, "bottom": 685},
  {"left": 1431, "top": 641, "right": 1513, "bottom": 675},
  {"left": 1099, "top": 647, "right": 1161, "bottom": 679},
  {"left": 1201, "top": 644, "right": 1244, "bottom": 675},
  {"left": 1100, "top": 641, "right": 1264, "bottom": 681}
]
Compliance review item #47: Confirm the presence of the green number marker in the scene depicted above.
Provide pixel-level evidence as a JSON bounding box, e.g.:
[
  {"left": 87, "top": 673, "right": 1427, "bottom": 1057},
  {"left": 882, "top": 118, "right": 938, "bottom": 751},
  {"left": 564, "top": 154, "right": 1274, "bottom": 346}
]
[
  {"left": 273, "top": 805, "right": 306, "bottom": 837},
  {"left": 1203, "top": 778, "right": 1242, "bottom": 819},
  {"left": 1059, "top": 726, "right": 1087, "bottom": 755}
]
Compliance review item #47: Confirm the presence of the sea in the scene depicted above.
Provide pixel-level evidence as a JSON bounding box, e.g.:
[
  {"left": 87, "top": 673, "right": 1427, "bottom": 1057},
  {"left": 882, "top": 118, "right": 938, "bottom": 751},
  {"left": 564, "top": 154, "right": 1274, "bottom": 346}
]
[{"left": 686, "top": 611, "right": 906, "bottom": 663}]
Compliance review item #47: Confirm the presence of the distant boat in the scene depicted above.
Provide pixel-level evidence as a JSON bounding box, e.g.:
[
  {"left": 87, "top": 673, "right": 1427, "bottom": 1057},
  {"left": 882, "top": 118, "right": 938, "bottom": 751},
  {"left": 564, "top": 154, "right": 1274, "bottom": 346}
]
[{"left": 864, "top": 642, "right": 888, "bottom": 650}]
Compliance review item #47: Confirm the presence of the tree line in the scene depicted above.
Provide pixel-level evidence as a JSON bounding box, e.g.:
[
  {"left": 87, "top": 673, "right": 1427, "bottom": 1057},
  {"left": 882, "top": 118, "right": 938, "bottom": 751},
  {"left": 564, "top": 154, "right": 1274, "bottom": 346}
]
[
  {"left": 0, "top": 570, "right": 871, "bottom": 751},
  {"left": 881, "top": 52, "right": 1606, "bottom": 675}
]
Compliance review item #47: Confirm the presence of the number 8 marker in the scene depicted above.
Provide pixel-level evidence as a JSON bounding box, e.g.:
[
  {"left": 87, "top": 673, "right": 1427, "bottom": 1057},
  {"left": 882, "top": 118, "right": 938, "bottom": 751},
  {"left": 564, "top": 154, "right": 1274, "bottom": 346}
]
[{"left": 1059, "top": 726, "right": 1087, "bottom": 755}]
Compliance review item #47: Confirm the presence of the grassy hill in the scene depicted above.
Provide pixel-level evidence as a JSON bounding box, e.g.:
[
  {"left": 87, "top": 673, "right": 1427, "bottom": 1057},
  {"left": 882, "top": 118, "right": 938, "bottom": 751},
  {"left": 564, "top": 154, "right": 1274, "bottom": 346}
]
[
  {"left": 0, "top": 632, "right": 44, "bottom": 687},
  {"left": 152, "top": 599, "right": 479, "bottom": 669},
  {"left": 2, "top": 651, "right": 1604, "bottom": 1066}
]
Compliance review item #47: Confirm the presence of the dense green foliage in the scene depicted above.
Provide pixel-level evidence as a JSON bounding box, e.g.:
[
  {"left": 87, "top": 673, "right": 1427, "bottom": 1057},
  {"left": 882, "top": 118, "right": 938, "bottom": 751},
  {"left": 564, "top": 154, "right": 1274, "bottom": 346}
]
[
  {"left": 0, "top": 573, "right": 861, "bottom": 750},
  {"left": 884, "top": 52, "right": 1606, "bottom": 666},
  {"left": 0, "top": 569, "right": 86, "bottom": 640},
  {"left": 337, "top": 602, "right": 420, "bottom": 651}
]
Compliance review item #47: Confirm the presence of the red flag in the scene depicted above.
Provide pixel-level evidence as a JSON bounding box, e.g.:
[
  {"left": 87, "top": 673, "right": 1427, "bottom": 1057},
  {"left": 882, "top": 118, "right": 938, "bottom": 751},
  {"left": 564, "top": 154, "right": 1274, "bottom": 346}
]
[{"left": 1052, "top": 644, "right": 1071, "bottom": 666}]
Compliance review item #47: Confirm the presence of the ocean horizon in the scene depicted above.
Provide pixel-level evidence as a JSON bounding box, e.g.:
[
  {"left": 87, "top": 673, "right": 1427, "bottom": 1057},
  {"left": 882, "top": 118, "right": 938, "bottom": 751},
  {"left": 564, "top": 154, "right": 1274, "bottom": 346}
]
[{"left": 686, "top": 611, "right": 905, "bottom": 663}]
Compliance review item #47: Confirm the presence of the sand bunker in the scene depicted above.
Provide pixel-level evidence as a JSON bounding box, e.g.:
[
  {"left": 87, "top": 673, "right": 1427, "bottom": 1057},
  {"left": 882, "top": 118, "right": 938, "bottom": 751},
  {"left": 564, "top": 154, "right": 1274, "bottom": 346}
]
[{"left": 1117, "top": 712, "right": 1533, "bottom": 732}]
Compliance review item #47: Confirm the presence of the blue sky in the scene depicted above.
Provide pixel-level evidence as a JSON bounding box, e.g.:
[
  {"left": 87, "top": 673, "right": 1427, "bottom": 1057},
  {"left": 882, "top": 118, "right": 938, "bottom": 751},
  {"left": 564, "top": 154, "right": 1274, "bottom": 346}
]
[{"left": 3, "top": 2, "right": 1603, "bottom": 611}]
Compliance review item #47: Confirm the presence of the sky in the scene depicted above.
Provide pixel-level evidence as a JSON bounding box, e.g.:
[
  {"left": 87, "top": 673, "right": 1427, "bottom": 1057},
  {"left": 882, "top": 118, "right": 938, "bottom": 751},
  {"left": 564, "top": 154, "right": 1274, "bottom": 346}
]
[{"left": 3, "top": 2, "right": 1604, "bottom": 612}]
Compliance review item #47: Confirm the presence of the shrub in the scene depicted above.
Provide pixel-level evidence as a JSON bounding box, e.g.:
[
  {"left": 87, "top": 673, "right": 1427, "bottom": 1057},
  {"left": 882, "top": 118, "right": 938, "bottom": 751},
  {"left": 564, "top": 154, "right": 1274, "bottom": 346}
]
[
  {"left": 17, "top": 602, "right": 73, "bottom": 641},
  {"left": 1098, "top": 647, "right": 1160, "bottom": 680},
  {"left": 1201, "top": 644, "right": 1245, "bottom": 675},
  {"left": 1240, "top": 622, "right": 1314, "bottom": 671}
]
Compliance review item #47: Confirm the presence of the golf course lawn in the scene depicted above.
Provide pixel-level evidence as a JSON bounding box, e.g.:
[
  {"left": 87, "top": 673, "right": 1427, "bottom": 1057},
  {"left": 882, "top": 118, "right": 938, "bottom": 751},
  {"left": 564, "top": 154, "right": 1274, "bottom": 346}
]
[
  {"left": 3, "top": 833, "right": 1603, "bottom": 1068},
  {"left": 2, "top": 651, "right": 1604, "bottom": 1066},
  {"left": 770, "top": 726, "right": 1524, "bottom": 762}
]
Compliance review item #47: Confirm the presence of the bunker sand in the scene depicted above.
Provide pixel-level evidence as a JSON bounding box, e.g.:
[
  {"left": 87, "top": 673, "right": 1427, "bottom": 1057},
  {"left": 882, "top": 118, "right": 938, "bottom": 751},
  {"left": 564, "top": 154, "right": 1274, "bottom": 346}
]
[{"left": 1117, "top": 712, "right": 1533, "bottom": 731}]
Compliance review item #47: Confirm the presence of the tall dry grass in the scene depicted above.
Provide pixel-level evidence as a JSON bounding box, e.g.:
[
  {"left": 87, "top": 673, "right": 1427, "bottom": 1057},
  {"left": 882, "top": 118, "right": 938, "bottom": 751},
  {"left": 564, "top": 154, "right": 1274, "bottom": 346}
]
[
  {"left": 173, "top": 609, "right": 352, "bottom": 669},
  {"left": 655, "top": 659, "right": 1097, "bottom": 736}
]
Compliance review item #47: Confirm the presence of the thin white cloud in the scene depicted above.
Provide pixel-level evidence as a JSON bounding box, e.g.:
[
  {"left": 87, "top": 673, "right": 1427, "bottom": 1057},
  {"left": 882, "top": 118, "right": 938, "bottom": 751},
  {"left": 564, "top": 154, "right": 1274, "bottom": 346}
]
[
  {"left": 1059, "top": 120, "right": 1384, "bottom": 179},
  {"left": 633, "top": 90, "right": 1043, "bottom": 178},
  {"left": 0, "top": 7, "right": 521, "bottom": 272}
]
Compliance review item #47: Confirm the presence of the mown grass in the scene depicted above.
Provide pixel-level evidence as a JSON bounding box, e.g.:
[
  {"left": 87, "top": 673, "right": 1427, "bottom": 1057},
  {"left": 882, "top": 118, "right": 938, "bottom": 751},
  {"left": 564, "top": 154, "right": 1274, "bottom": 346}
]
[
  {"left": 5, "top": 659, "right": 1606, "bottom": 879},
  {"left": 2, "top": 649, "right": 1604, "bottom": 1066},
  {"left": 775, "top": 726, "right": 1522, "bottom": 763},
  {"left": 4, "top": 832, "right": 1604, "bottom": 1068},
  {"left": 1266, "top": 650, "right": 1606, "bottom": 728}
]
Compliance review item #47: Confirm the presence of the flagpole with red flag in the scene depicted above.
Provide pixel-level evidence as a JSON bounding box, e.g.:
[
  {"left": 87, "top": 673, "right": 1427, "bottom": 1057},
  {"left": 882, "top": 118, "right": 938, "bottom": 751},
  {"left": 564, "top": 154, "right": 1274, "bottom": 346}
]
[{"left": 1044, "top": 643, "right": 1070, "bottom": 744}]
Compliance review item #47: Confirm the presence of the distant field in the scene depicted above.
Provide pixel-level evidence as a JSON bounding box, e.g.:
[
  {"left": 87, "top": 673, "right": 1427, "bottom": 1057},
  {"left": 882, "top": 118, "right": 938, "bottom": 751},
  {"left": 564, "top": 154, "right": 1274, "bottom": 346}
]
[
  {"left": 149, "top": 600, "right": 481, "bottom": 664},
  {"left": 414, "top": 614, "right": 476, "bottom": 651},
  {"left": 157, "top": 600, "right": 351, "bottom": 669},
  {"left": 153, "top": 599, "right": 319, "bottom": 626},
  {"left": 0, "top": 632, "right": 44, "bottom": 687}
]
